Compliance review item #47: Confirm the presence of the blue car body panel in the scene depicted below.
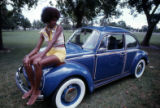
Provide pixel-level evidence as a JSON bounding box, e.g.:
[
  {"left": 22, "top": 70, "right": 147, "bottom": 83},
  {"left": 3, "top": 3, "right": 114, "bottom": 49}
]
[{"left": 95, "top": 49, "right": 125, "bottom": 80}]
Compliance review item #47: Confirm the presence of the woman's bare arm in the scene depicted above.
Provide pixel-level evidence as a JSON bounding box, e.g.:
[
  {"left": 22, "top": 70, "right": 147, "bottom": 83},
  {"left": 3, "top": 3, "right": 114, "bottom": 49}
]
[
  {"left": 27, "top": 34, "right": 44, "bottom": 58},
  {"left": 40, "top": 25, "right": 63, "bottom": 58}
]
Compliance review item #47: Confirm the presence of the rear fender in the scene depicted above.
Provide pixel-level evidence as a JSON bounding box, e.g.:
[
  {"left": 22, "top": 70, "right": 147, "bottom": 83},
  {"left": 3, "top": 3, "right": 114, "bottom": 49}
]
[
  {"left": 131, "top": 50, "right": 148, "bottom": 74},
  {"left": 42, "top": 62, "right": 94, "bottom": 98}
]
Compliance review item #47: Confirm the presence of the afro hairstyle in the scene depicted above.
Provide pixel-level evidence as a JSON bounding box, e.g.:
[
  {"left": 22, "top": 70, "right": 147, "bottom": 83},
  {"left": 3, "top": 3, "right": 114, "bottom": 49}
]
[{"left": 41, "top": 7, "right": 60, "bottom": 23}]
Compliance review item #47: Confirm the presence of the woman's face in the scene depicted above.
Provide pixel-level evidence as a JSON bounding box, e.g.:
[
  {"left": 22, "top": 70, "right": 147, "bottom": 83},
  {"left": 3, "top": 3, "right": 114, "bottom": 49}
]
[{"left": 47, "top": 18, "right": 58, "bottom": 28}]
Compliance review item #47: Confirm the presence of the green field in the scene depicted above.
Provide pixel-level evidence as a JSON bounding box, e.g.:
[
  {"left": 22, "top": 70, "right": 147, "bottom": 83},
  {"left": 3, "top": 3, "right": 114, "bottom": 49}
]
[{"left": 0, "top": 30, "right": 160, "bottom": 108}]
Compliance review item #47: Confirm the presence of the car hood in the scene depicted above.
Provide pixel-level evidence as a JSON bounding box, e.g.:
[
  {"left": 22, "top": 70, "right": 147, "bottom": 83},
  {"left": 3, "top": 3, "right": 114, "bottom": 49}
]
[
  {"left": 65, "top": 42, "right": 93, "bottom": 58},
  {"left": 39, "top": 43, "right": 93, "bottom": 59},
  {"left": 66, "top": 43, "right": 84, "bottom": 54}
]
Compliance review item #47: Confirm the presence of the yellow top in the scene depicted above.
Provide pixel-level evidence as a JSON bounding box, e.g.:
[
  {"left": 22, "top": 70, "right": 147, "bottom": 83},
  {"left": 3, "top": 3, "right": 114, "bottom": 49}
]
[
  {"left": 40, "top": 25, "right": 65, "bottom": 47},
  {"left": 39, "top": 25, "right": 66, "bottom": 62}
]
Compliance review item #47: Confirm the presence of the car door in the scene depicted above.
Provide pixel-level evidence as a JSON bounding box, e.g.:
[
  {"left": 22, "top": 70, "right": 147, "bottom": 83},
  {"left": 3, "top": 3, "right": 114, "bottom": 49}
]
[{"left": 95, "top": 34, "right": 126, "bottom": 80}]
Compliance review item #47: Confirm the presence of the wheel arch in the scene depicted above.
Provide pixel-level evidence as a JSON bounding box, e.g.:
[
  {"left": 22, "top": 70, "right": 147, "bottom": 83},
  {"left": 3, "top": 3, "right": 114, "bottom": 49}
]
[
  {"left": 130, "top": 51, "right": 148, "bottom": 74},
  {"left": 141, "top": 57, "right": 149, "bottom": 65},
  {"left": 64, "top": 75, "right": 91, "bottom": 93}
]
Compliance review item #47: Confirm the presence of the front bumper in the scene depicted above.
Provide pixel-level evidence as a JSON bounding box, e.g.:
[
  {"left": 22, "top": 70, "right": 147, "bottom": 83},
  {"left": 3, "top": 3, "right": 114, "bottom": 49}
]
[{"left": 15, "top": 66, "right": 44, "bottom": 100}]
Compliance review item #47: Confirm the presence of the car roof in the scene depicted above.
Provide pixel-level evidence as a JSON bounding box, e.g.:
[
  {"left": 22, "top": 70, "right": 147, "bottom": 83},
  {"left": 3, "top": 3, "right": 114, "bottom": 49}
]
[{"left": 83, "top": 26, "right": 130, "bottom": 33}]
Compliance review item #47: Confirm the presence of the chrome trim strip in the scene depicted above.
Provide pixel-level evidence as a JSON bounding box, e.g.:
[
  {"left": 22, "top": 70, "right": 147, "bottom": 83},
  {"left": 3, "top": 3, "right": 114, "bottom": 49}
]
[
  {"left": 96, "top": 50, "right": 125, "bottom": 56},
  {"left": 93, "top": 56, "right": 98, "bottom": 79},
  {"left": 96, "top": 35, "right": 108, "bottom": 52},
  {"left": 126, "top": 49, "right": 139, "bottom": 52},
  {"left": 66, "top": 54, "right": 94, "bottom": 60},
  {"left": 96, "top": 49, "right": 139, "bottom": 57},
  {"left": 122, "top": 51, "right": 127, "bottom": 73},
  {"left": 67, "top": 52, "right": 92, "bottom": 57},
  {"left": 94, "top": 72, "right": 130, "bottom": 88},
  {"left": 94, "top": 72, "right": 128, "bottom": 83}
]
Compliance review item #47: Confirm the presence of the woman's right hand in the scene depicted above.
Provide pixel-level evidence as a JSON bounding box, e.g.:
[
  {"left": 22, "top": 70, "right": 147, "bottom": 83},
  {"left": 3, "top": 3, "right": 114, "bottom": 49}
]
[{"left": 23, "top": 55, "right": 30, "bottom": 67}]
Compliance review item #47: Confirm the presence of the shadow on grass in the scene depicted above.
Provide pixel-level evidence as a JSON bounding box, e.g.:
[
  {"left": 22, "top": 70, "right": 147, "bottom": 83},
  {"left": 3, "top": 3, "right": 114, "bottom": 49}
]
[{"left": 25, "top": 76, "right": 133, "bottom": 108}]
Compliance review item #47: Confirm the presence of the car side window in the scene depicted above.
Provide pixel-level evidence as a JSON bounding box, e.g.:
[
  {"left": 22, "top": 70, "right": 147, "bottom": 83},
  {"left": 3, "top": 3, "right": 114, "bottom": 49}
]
[
  {"left": 99, "top": 36, "right": 108, "bottom": 49},
  {"left": 108, "top": 34, "right": 124, "bottom": 50},
  {"left": 125, "top": 34, "right": 138, "bottom": 48}
]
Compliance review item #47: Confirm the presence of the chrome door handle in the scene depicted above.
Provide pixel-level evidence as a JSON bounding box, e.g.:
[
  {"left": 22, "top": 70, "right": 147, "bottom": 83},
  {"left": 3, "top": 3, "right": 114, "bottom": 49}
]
[{"left": 120, "top": 52, "right": 125, "bottom": 56}]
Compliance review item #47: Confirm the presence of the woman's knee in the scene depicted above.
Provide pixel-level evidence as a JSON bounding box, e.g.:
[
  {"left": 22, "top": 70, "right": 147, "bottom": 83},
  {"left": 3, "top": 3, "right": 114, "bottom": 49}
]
[
  {"left": 33, "top": 59, "right": 42, "bottom": 67},
  {"left": 23, "top": 59, "right": 30, "bottom": 66}
]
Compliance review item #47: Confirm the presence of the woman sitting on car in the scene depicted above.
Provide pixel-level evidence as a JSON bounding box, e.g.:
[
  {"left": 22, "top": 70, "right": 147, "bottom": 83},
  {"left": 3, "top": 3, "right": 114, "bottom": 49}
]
[{"left": 22, "top": 7, "right": 66, "bottom": 105}]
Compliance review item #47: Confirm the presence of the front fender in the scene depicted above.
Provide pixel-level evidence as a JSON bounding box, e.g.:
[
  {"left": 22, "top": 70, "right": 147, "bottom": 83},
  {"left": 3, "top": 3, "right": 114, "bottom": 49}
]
[
  {"left": 42, "top": 62, "right": 94, "bottom": 98},
  {"left": 131, "top": 50, "right": 149, "bottom": 74}
]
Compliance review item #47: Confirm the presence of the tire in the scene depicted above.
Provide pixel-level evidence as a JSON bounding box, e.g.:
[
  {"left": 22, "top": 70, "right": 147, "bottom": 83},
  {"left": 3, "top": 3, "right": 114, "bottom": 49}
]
[
  {"left": 52, "top": 78, "right": 86, "bottom": 108},
  {"left": 134, "top": 59, "right": 146, "bottom": 78}
]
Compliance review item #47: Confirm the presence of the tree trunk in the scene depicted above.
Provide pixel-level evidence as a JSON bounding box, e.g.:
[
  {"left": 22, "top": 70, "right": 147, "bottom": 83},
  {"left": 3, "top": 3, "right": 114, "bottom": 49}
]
[
  {"left": 0, "top": 27, "right": 4, "bottom": 50},
  {"left": 0, "top": 5, "right": 4, "bottom": 50},
  {"left": 76, "top": 17, "right": 83, "bottom": 28},
  {"left": 141, "top": 24, "right": 155, "bottom": 46}
]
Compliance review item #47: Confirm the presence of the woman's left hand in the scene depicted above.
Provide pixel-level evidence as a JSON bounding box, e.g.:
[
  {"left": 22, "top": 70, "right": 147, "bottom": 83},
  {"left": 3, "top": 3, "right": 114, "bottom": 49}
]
[
  {"left": 34, "top": 57, "right": 42, "bottom": 66},
  {"left": 36, "top": 57, "right": 42, "bottom": 62}
]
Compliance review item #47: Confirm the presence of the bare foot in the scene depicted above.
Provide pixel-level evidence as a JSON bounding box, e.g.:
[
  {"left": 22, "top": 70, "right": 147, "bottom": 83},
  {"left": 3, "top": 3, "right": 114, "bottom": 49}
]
[
  {"left": 22, "top": 89, "right": 33, "bottom": 99},
  {"left": 26, "top": 90, "right": 41, "bottom": 105}
]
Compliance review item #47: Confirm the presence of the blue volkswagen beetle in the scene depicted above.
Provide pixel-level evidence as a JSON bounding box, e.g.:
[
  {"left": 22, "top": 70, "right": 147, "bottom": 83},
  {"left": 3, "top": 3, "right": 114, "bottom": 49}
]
[{"left": 16, "top": 26, "right": 149, "bottom": 108}]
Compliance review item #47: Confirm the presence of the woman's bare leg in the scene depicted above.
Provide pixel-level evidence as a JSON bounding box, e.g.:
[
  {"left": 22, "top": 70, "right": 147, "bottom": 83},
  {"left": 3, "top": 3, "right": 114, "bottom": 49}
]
[
  {"left": 22, "top": 64, "right": 34, "bottom": 99},
  {"left": 27, "top": 55, "right": 61, "bottom": 105},
  {"left": 22, "top": 53, "right": 42, "bottom": 99}
]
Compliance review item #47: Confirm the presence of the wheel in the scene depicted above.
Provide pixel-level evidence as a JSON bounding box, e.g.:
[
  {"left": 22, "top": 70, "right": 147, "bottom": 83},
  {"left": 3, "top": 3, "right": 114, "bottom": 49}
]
[
  {"left": 52, "top": 78, "right": 86, "bottom": 108},
  {"left": 134, "top": 59, "right": 146, "bottom": 78}
]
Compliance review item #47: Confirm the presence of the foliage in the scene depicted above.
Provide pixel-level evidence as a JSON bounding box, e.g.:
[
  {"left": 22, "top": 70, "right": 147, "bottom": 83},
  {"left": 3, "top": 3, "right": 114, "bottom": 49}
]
[
  {"left": 32, "top": 20, "right": 45, "bottom": 29},
  {"left": 60, "top": 18, "right": 72, "bottom": 30},
  {"left": 100, "top": 19, "right": 132, "bottom": 30},
  {"left": 0, "top": 0, "right": 38, "bottom": 12},
  {"left": 100, "top": 0, "right": 121, "bottom": 18},
  {"left": 2, "top": 10, "right": 30, "bottom": 30},
  {"left": 117, "top": 21, "right": 127, "bottom": 28},
  {"left": 20, "top": 17, "right": 31, "bottom": 30},
  {"left": 141, "top": 25, "right": 148, "bottom": 32},
  {"left": 0, "top": 0, "right": 38, "bottom": 50},
  {"left": 125, "top": 0, "right": 160, "bottom": 46},
  {"left": 56, "top": 0, "right": 120, "bottom": 28}
]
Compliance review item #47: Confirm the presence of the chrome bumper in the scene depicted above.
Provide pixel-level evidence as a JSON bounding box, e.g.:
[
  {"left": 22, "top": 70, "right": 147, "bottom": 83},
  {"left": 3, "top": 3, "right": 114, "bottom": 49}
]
[{"left": 15, "top": 66, "right": 44, "bottom": 100}]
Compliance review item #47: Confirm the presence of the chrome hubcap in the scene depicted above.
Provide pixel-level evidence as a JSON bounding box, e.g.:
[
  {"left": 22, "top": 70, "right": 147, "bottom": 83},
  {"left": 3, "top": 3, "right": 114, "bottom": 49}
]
[
  {"left": 64, "top": 87, "right": 78, "bottom": 102},
  {"left": 137, "top": 63, "right": 143, "bottom": 74}
]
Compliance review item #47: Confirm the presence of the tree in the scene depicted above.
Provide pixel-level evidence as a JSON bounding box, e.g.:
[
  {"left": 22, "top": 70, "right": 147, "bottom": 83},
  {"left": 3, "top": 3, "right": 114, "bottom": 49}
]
[
  {"left": 20, "top": 17, "right": 31, "bottom": 31},
  {"left": 118, "top": 20, "right": 127, "bottom": 28},
  {"left": 32, "top": 20, "right": 45, "bottom": 29},
  {"left": 100, "top": 17, "right": 109, "bottom": 26},
  {"left": 126, "top": 0, "right": 160, "bottom": 46},
  {"left": 108, "top": 22, "right": 118, "bottom": 27},
  {"left": 56, "top": 0, "right": 120, "bottom": 28},
  {"left": 6, "top": 12, "right": 24, "bottom": 30},
  {"left": 141, "top": 25, "right": 148, "bottom": 32},
  {"left": 0, "top": 0, "right": 38, "bottom": 50},
  {"left": 60, "top": 18, "right": 72, "bottom": 30},
  {"left": 100, "top": 0, "right": 121, "bottom": 19}
]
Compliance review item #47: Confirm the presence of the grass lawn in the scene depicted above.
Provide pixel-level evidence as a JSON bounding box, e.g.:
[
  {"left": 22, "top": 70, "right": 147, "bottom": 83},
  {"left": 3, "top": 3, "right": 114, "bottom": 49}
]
[{"left": 0, "top": 30, "right": 160, "bottom": 108}]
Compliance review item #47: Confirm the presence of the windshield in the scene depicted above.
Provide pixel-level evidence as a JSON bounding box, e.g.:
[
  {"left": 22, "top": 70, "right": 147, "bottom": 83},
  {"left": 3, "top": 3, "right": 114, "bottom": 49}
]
[{"left": 69, "top": 28, "right": 100, "bottom": 49}]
